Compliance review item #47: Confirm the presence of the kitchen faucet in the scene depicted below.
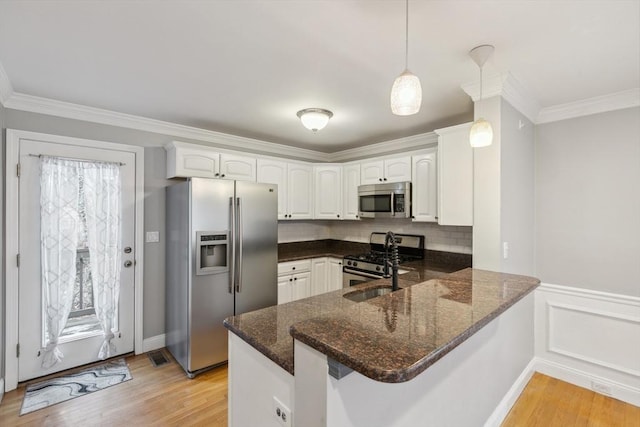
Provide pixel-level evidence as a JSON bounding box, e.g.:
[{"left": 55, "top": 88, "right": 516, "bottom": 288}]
[{"left": 383, "top": 231, "right": 400, "bottom": 291}]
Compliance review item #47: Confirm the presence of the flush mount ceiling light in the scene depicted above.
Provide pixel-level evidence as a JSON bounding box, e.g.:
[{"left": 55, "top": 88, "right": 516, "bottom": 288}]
[
  {"left": 296, "top": 108, "right": 333, "bottom": 132},
  {"left": 469, "top": 44, "right": 495, "bottom": 148},
  {"left": 390, "top": 0, "right": 422, "bottom": 116}
]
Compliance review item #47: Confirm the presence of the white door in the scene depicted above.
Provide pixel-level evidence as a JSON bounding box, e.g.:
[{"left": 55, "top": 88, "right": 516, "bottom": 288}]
[{"left": 17, "top": 139, "right": 136, "bottom": 382}]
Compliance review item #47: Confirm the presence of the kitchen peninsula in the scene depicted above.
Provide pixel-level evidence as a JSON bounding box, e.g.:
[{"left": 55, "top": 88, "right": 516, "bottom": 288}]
[{"left": 224, "top": 264, "right": 539, "bottom": 427}]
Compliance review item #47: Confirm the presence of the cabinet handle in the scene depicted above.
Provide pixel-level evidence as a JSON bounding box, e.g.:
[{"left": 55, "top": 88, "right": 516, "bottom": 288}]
[
  {"left": 411, "top": 216, "right": 415, "bottom": 219},
  {"left": 294, "top": 277, "right": 297, "bottom": 281},
  {"left": 337, "top": 214, "right": 340, "bottom": 218},
  {"left": 378, "top": 178, "right": 383, "bottom": 182},
  {"left": 356, "top": 215, "right": 359, "bottom": 218},
  {"left": 383, "top": 178, "right": 387, "bottom": 181},
  {"left": 289, "top": 278, "right": 293, "bottom": 282},
  {"left": 292, "top": 266, "right": 296, "bottom": 270},
  {"left": 215, "top": 173, "right": 220, "bottom": 177},
  {"left": 221, "top": 174, "right": 226, "bottom": 178}
]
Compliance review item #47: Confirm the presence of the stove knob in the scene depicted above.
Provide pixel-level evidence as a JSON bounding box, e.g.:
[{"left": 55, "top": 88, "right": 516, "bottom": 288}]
[
  {"left": 347, "top": 260, "right": 352, "bottom": 266},
  {"left": 376, "top": 266, "right": 381, "bottom": 271},
  {"left": 353, "top": 262, "right": 358, "bottom": 267}
]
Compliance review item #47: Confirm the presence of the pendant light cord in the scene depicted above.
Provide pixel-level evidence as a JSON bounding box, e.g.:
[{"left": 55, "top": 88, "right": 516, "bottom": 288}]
[{"left": 404, "top": 0, "right": 409, "bottom": 69}]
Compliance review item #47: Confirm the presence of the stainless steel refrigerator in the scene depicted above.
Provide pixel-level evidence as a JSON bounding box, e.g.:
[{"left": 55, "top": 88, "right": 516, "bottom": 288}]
[{"left": 165, "top": 177, "right": 278, "bottom": 377}]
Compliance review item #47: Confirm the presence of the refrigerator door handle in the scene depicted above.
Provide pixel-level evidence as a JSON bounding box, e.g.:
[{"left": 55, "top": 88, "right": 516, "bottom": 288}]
[
  {"left": 229, "top": 196, "right": 235, "bottom": 294},
  {"left": 236, "top": 197, "right": 243, "bottom": 293}
]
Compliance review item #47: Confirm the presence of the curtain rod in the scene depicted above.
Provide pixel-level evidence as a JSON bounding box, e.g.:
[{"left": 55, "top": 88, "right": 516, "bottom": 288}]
[{"left": 28, "top": 154, "right": 125, "bottom": 166}]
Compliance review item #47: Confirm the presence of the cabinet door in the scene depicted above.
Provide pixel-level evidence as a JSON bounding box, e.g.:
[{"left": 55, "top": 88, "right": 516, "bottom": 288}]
[
  {"left": 257, "top": 159, "right": 288, "bottom": 219},
  {"left": 411, "top": 151, "right": 438, "bottom": 222},
  {"left": 360, "top": 159, "right": 385, "bottom": 184},
  {"left": 342, "top": 163, "right": 360, "bottom": 220},
  {"left": 220, "top": 153, "right": 256, "bottom": 182},
  {"left": 292, "top": 272, "right": 311, "bottom": 301},
  {"left": 314, "top": 165, "right": 342, "bottom": 220},
  {"left": 328, "top": 258, "right": 343, "bottom": 292},
  {"left": 277, "top": 275, "right": 292, "bottom": 305},
  {"left": 384, "top": 156, "right": 412, "bottom": 183},
  {"left": 311, "top": 258, "right": 328, "bottom": 296},
  {"left": 168, "top": 146, "right": 219, "bottom": 178},
  {"left": 436, "top": 123, "right": 473, "bottom": 226},
  {"left": 287, "top": 163, "right": 313, "bottom": 219}
]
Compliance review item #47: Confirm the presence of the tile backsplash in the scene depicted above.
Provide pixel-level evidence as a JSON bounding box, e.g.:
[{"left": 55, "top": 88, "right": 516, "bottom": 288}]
[{"left": 278, "top": 219, "right": 472, "bottom": 254}]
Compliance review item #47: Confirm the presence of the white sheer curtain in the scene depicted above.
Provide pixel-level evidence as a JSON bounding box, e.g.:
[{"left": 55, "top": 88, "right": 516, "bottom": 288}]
[
  {"left": 40, "top": 157, "right": 81, "bottom": 368},
  {"left": 82, "top": 161, "right": 122, "bottom": 359}
]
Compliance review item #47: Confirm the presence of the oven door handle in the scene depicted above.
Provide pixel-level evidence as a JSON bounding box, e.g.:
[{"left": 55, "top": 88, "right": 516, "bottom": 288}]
[{"left": 343, "top": 267, "right": 383, "bottom": 280}]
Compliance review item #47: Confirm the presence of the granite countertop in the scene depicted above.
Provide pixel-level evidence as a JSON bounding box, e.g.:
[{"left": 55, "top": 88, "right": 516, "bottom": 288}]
[{"left": 225, "top": 243, "right": 538, "bottom": 383}]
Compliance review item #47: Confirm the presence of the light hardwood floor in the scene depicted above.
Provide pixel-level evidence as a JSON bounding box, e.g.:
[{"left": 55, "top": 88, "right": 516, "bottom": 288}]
[
  {"left": 502, "top": 372, "right": 640, "bottom": 427},
  {"left": 2, "top": 354, "right": 638, "bottom": 426},
  {"left": 0, "top": 352, "right": 228, "bottom": 426}
]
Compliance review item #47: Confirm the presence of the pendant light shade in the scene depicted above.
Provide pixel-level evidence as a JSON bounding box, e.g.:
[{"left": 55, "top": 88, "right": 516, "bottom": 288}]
[
  {"left": 296, "top": 108, "right": 333, "bottom": 132},
  {"left": 469, "top": 118, "right": 494, "bottom": 147},
  {"left": 468, "top": 44, "right": 495, "bottom": 147},
  {"left": 390, "top": 0, "right": 421, "bottom": 116},
  {"left": 390, "top": 69, "right": 422, "bottom": 115}
]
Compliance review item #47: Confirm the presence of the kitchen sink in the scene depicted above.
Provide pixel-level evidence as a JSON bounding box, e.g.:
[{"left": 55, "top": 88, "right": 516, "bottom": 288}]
[{"left": 343, "top": 286, "right": 393, "bottom": 303}]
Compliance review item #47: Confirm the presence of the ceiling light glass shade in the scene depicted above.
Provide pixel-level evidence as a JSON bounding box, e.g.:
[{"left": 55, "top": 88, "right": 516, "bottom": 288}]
[
  {"left": 390, "top": 70, "right": 422, "bottom": 116},
  {"left": 469, "top": 118, "right": 494, "bottom": 148},
  {"left": 296, "top": 108, "right": 333, "bottom": 132}
]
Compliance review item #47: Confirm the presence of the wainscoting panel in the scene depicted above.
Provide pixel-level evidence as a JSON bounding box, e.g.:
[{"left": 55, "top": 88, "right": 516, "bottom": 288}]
[{"left": 535, "top": 284, "right": 640, "bottom": 406}]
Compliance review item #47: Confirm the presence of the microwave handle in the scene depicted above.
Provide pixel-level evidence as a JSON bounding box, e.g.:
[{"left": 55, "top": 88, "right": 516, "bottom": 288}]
[{"left": 390, "top": 192, "right": 395, "bottom": 216}]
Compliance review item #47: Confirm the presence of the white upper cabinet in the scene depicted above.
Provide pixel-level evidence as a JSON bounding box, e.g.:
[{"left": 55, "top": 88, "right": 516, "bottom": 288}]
[
  {"left": 166, "top": 141, "right": 255, "bottom": 181},
  {"left": 258, "top": 159, "right": 313, "bottom": 220},
  {"left": 287, "top": 162, "right": 313, "bottom": 220},
  {"left": 257, "top": 159, "right": 288, "bottom": 219},
  {"left": 384, "top": 156, "right": 412, "bottom": 183},
  {"left": 435, "top": 123, "right": 473, "bottom": 226},
  {"left": 314, "top": 165, "right": 342, "bottom": 220},
  {"left": 342, "top": 162, "right": 361, "bottom": 220},
  {"left": 360, "top": 156, "right": 411, "bottom": 184},
  {"left": 411, "top": 150, "right": 438, "bottom": 222},
  {"left": 220, "top": 153, "right": 256, "bottom": 181}
]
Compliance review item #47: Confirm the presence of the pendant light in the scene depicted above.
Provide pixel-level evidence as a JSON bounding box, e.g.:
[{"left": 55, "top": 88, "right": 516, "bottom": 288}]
[
  {"left": 296, "top": 108, "right": 333, "bottom": 132},
  {"left": 469, "top": 44, "right": 495, "bottom": 147},
  {"left": 390, "top": 0, "right": 422, "bottom": 116}
]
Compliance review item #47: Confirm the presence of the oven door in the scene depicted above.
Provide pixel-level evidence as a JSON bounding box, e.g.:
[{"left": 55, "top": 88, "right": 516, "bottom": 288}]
[{"left": 342, "top": 267, "right": 383, "bottom": 288}]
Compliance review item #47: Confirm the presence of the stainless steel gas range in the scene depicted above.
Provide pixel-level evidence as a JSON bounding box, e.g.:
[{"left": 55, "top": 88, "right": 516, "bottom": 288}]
[{"left": 342, "top": 232, "right": 425, "bottom": 288}]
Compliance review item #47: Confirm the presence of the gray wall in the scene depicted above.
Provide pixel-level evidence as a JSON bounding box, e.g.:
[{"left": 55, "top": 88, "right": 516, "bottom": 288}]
[
  {"left": 4, "top": 109, "right": 175, "bottom": 339},
  {"left": 1, "top": 102, "right": 5, "bottom": 379},
  {"left": 500, "top": 99, "right": 535, "bottom": 275},
  {"left": 535, "top": 107, "right": 640, "bottom": 297}
]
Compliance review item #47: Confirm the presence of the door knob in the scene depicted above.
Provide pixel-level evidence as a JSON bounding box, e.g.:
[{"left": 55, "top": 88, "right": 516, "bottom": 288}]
[{"left": 124, "top": 260, "right": 133, "bottom": 268}]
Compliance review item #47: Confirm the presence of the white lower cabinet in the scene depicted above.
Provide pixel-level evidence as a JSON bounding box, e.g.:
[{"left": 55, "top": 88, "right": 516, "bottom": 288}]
[
  {"left": 277, "top": 260, "right": 312, "bottom": 304},
  {"left": 311, "top": 258, "right": 329, "bottom": 296},
  {"left": 279, "top": 257, "right": 344, "bottom": 303},
  {"left": 327, "top": 258, "right": 343, "bottom": 292}
]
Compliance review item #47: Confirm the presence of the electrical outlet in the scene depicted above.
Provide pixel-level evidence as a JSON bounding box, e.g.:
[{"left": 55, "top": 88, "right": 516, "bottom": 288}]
[
  {"left": 591, "top": 381, "right": 612, "bottom": 396},
  {"left": 146, "top": 231, "right": 160, "bottom": 243},
  {"left": 272, "top": 396, "right": 292, "bottom": 427},
  {"left": 503, "top": 241, "right": 509, "bottom": 259}
]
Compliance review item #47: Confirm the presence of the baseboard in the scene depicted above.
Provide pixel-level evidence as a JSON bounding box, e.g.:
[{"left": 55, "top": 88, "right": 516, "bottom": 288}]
[
  {"left": 534, "top": 358, "right": 640, "bottom": 407},
  {"left": 535, "top": 283, "right": 640, "bottom": 406},
  {"left": 484, "top": 358, "right": 536, "bottom": 427},
  {"left": 142, "top": 334, "right": 166, "bottom": 353}
]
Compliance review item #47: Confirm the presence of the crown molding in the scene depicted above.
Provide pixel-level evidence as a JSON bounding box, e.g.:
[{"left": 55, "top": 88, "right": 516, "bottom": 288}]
[
  {"left": 0, "top": 61, "right": 14, "bottom": 105},
  {"left": 329, "top": 132, "right": 438, "bottom": 162},
  {"left": 3, "top": 92, "right": 331, "bottom": 162},
  {"left": 461, "top": 72, "right": 541, "bottom": 124},
  {"left": 536, "top": 88, "right": 640, "bottom": 124}
]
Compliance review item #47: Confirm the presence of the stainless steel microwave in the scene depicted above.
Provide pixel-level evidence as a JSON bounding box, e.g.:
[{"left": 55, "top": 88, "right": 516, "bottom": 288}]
[{"left": 358, "top": 181, "right": 411, "bottom": 218}]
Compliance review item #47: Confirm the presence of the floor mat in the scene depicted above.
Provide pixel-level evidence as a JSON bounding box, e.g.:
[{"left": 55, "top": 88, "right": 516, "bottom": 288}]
[{"left": 20, "top": 358, "right": 132, "bottom": 416}]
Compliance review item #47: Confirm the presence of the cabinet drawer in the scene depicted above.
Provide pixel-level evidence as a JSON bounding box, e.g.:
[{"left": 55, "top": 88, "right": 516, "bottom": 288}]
[{"left": 278, "top": 259, "right": 311, "bottom": 275}]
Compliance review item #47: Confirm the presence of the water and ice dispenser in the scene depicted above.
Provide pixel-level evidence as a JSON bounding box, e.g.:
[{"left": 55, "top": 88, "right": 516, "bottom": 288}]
[{"left": 195, "top": 231, "right": 229, "bottom": 275}]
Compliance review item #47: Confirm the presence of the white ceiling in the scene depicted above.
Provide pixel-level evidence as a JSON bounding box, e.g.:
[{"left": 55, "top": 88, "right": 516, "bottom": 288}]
[{"left": 0, "top": 1, "right": 638, "bottom": 153}]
